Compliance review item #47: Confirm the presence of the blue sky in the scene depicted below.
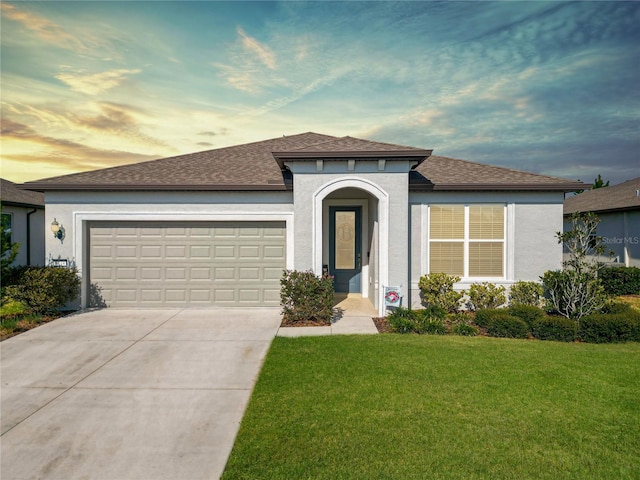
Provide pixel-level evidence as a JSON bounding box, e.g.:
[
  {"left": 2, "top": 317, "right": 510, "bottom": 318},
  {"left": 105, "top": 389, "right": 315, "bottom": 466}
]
[{"left": 1, "top": 1, "right": 639, "bottom": 184}]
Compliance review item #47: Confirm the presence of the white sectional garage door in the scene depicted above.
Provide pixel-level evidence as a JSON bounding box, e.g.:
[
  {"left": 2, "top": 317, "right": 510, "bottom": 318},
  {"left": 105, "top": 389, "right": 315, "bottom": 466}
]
[{"left": 88, "top": 221, "right": 286, "bottom": 307}]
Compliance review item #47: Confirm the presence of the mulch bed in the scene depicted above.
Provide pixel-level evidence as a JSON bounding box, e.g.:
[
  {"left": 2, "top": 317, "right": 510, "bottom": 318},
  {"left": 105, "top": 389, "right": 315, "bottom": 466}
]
[
  {"left": 280, "top": 318, "right": 331, "bottom": 327},
  {"left": 372, "top": 317, "right": 390, "bottom": 333}
]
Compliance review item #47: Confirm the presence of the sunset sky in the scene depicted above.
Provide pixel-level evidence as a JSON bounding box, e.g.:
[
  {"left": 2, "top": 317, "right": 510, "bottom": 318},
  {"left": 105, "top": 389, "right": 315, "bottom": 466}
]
[{"left": 1, "top": 1, "right": 639, "bottom": 185}]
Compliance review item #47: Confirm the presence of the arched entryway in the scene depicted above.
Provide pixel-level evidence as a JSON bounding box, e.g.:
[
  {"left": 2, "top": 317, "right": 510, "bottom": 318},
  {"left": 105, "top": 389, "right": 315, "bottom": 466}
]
[{"left": 313, "top": 178, "right": 389, "bottom": 315}]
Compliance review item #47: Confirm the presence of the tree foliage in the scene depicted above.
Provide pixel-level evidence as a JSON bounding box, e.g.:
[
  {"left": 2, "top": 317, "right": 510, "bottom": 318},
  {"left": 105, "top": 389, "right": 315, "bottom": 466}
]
[
  {"left": 542, "top": 213, "right": 611, "bottom": 321},
  {"left": 1, "top": 204, "right": 20, "bottom": 278}
]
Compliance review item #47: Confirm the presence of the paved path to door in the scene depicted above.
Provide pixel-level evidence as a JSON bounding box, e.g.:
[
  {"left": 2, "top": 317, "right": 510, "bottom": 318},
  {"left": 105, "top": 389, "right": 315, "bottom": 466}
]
[{"left": 1, "top": 308, "right": 281, "bottom": 480}]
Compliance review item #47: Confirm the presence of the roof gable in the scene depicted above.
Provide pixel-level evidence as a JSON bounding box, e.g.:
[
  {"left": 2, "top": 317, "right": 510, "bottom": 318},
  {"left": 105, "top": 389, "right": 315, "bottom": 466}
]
[{"left": 564, "top": 177, "right": 640, "bottom": 214}]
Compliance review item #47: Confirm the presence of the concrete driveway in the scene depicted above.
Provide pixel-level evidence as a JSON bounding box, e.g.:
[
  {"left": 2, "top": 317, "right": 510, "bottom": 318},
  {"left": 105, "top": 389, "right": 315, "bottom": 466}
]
[{"left": 1, "top": 308, "right": 281, "bottom": 480}]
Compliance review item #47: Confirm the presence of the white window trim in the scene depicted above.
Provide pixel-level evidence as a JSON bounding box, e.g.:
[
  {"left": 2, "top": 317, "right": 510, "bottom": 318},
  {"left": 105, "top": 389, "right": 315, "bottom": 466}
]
[{"left": 423, "top": 203, "right": 514, "bottom": 283}]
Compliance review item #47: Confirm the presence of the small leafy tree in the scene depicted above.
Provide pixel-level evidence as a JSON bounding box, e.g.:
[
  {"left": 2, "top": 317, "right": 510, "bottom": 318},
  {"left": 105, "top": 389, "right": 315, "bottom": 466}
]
[
  {"left": 542, "top": 213, "right": 610, "bottom": 321},
  {"left": 1, "top": 205, "right": 20, "bottom": 279},
  {"left": 418, "top": 273, "right": 463, "bottom": 312}
]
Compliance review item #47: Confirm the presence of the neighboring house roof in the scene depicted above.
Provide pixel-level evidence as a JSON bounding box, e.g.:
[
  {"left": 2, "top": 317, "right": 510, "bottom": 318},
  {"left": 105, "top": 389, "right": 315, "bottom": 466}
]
[
  {"left": 0, "top": 178, "right": 44, "bottom": 208},
  {"left": 21, "top": 132, "right": 584, "bottom": 192},
  {"left": 564, "top": 177, "right": 640, "bottom": 215}
]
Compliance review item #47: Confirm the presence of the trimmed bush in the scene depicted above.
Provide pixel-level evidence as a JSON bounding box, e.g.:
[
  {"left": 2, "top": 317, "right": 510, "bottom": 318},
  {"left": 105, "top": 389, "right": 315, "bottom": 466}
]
[
  {"left": 453, "top": 323, "right": 479, "bottom": 336},
  {"left": 4, "top": 267, "right": 80, "bottom": 315},
  {"left": 599, "top": 266, "right": 640, "bottom": 296},
  {"left": 603, "top": 301, "right": 634, "bottom": 315},
  {"left": 387, "top": 307, "right": 417, "bottom": 334},
  {"left": 387, "top": 306, "right": 447, "bottom": 335},
  {"left": 474, "top": 308, "right": 505, "bottom": 328},
  {"left": 414, "top": 306, "right": 447, "bottom": 335},
  {"left": 418, "top": 273, "right": 463, "bottom": 313},
  {"left": 532, "top": 316, "right": 576, "bottom": 342},
  {"left": 466, "top": 282, "right": 506, "bottom": 311},
  {"left": 280, "top": 270, "right": 334, "bottom": 325},
  {"left": 486, "top": 315, "right": 529, "bottom": 339},
  {"left": 578, "top": 312, "right": 640, "bottom": 343},
  {"left": 508, "top": 304, "right": 546, "bottom": 329},
  {"left": 509, "top": 281, "right": 543, "bottom": 307}
]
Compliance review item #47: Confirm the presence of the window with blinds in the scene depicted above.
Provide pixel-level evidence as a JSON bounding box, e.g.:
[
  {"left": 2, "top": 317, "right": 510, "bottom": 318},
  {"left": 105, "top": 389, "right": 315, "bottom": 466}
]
[{"left": 429, "top": 204, "right": 505, "bottom": 278}]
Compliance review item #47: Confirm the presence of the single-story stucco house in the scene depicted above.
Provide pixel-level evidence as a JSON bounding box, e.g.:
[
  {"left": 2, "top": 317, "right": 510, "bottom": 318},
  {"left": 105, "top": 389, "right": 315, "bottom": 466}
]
[
  {"left": 22, "top": 132, "right": 584, "bottom": 314},
  {"left": 1, "top": 178, "right": 45, "bottom": 266},
  {"left": 564, "top": 177, "right": 640, "bottom": 268}
]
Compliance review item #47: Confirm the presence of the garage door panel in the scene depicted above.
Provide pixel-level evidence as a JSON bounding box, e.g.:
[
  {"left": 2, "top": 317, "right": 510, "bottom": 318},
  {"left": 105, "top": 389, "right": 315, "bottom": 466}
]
[{"left": 89, "top": 221, "right": 285, "bottom": 307}]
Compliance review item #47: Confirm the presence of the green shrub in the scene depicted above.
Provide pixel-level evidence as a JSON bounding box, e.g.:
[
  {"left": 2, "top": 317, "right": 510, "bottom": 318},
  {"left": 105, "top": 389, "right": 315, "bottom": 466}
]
[
  {"left": 453, "top": 323, "right": 479, "bottom": 336},
  {"left": 508, "top": 304, "right": 546, "bottom": 329},
  {"left": 387, "top": 307, "right": 417, "bottom": 334},
  {"left": 280, "top": 270, "right": 334, "bottom": 325},
  {"left": 418, "top": 273, "right": 463, "bottom": 313},
  {"left": 532, "top": 316, "right": 576, "bottom": 342},
  {"left": 474, "top": 308, "right": 505, "bottom": 328},
  {"left": 387, "top": 306, "right": 447, "bottom": 335},
  {"left": 578, "top": 312, "right": 640, "bottom": 343},
  {"left": 508, "top": 281, "right": 544, "bottom": 307},
  {"left": 599, "top": 266, "right": 640, "bottom": 296},
  {"left": 466, "top": 282, "right": 506, "bottom": 311},
  {"left": 486, "top": 315, "right": 529, "bottom": 339},
  {"left": 4, "top": 267, "right": 80, "bottom": 315},
  {"left": 414, "top": 307, "right": 447, "bottom": 335},
  {"left": 603, "top": 300, "right": 634, "bottom": 315}
]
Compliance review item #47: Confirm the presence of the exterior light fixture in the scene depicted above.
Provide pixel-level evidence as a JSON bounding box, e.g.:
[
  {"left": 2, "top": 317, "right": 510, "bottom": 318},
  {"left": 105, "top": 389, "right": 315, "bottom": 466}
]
[{"left": 51, "top": 218, "right": 65, "bottom": 241}]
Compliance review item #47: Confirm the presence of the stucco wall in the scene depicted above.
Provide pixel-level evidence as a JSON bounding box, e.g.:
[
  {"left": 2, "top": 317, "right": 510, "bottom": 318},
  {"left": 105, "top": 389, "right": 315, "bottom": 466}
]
[
  {"left": 2, "top": 205, "right": 45, "bottom": 266},
  {"left": 408, "top": 191, "right": 565, "bottom": 307}
]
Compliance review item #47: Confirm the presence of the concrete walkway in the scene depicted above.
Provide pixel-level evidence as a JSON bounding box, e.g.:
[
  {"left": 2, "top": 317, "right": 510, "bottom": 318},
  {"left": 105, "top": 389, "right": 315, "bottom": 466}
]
[
  {"left": 1, "top": 308, "right": 281, "bottom": 480},
  {"left": 277, "top": 293, "right": 379, "bottom": 337}
]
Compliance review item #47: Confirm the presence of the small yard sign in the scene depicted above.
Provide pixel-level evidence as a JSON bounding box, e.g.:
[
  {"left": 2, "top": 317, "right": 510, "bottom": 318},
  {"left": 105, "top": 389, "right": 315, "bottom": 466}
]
[{"left": 384, "top": 286, "right": 402, "bottom": 307}]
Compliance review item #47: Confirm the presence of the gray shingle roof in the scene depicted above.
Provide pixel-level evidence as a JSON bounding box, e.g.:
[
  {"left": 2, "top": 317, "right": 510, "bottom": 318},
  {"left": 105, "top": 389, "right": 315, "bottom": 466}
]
[
  {"left": 564, "top": 177, "right": 640, "bottom": 214},
  {"left": 1, "top": 178, "right": 44, "bottom": 207},
  {"left": 22, "top": 132, "right": 584, "bottom": 192},
  {"left": 411, "top": 155, "right": 584, "bottom": 191},
  {"left": 23, "top": 132, "right": 335, "bottom": 191}
]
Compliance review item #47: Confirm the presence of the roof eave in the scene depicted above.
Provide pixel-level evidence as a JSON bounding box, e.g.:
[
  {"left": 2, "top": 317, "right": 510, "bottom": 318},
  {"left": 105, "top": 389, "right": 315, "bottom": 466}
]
[
  {"left": 0, "top": 200, "right": 44, "bottom": 209},
  {"left": 19, "top": 183, "right": 290, "bottom": 192},
  {"left": 410, "top": 182, "right": 586, "bottom": 192}
]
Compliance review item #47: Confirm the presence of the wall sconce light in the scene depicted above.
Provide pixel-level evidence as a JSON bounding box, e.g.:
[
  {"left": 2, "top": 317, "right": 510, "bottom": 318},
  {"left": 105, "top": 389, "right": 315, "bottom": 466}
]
[{"left": 51, "top": 218, "right": 65, "bottom": 242}]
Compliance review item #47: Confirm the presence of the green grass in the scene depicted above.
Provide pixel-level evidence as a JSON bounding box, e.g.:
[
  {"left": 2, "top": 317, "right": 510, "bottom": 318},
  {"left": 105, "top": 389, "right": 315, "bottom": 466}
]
[{"left": 223, "top": 335, "right": 640, "bottom": 479}]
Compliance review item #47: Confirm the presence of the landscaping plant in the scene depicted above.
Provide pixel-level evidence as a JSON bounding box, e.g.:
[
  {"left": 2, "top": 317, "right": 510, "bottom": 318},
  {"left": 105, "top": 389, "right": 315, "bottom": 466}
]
[
  {"left": 542, "top": 212, "right": 610, "bottom": 321},
  {"left": 599, "top": 266, "right": 640, "bottom": 296},
  {"left": 466, "top": 282, "right": 506, "bottom": 311},
  {"left": 508, "top": 280, "right": 544, "bottom": 307},
  {"left": 3, "top": 266, "right": 81, "bottom": 315},
  {"left": 280, "top": 270, "right": 334, "bottom": 325},
  {"left": 0, "top": 204, "right": 19, "bottom": 280},
  {"left": 418, "top": 272, "right": 463, "bottom": 312}
]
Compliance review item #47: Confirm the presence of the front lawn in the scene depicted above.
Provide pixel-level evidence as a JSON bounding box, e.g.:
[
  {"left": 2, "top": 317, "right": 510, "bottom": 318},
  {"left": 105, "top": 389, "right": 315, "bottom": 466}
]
[{"left": 223, "top": 335, "right": 640, "bottom": 479}]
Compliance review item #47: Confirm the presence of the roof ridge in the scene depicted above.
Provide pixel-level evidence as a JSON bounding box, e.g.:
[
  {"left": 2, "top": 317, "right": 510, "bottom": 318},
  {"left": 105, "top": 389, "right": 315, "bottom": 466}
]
[{"left": 342, "top": 135, "right": 426, "bottom": 151}]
